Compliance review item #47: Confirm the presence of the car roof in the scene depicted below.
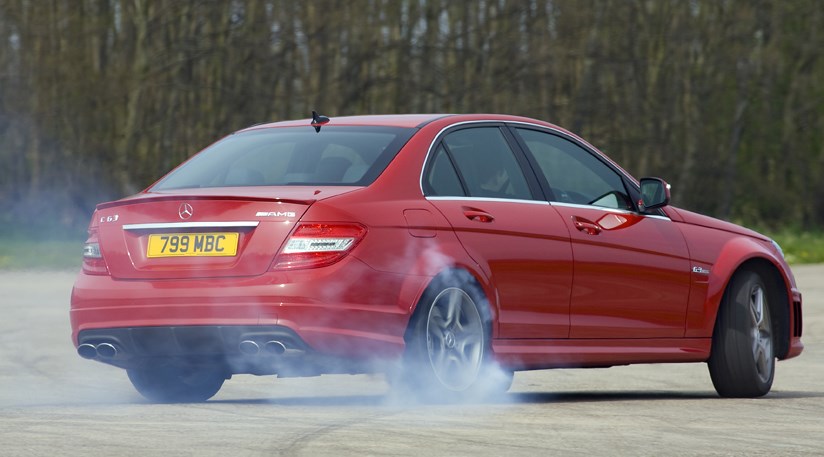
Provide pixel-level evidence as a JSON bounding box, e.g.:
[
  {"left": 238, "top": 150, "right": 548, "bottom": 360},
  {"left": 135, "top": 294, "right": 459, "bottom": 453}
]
[
  {"left": 240, "top": 114, "right": 450, "bottom": 131},
  {"left": 238, "top": 113, "right": 563, "bottom": 132}
]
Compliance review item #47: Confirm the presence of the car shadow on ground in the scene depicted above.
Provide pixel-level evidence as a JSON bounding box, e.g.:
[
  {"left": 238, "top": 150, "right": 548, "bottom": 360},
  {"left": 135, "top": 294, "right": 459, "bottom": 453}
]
[
  {"left": 505, "top": 389, "right": 823, "bottom": 403},
  {"left": 205, "top": 389, "right": 824, "bottom": 407}
]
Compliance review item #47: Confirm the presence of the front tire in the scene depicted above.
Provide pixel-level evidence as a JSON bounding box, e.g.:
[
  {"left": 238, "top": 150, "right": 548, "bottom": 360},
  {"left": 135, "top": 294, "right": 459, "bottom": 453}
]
[
  {"left": 708, "top": 270, "right": 775, "bottom": 397},
  {"left": 127, "top": 363, "right": 226, "bottom": 403}
]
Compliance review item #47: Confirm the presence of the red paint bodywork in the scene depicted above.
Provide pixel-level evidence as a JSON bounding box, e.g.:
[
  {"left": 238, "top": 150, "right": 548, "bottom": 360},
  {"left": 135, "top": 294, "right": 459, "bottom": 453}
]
[{"left": 70, "top": 114, "right": 803, "bottom": 374}]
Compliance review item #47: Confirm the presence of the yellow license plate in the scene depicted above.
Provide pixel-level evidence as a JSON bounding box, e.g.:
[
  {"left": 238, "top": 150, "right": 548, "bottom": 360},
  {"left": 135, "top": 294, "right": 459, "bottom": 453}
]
[{"left": 147, "top": 233, "right": 239, "bottom": 258}]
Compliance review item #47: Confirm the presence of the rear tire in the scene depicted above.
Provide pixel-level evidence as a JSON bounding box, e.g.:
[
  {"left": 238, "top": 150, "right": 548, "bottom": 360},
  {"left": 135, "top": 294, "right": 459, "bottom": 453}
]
[
  {"left": 127, "top": 363, "right": 226, "bottom": 403},
  {"left": 708, "top": 270, "right": 775, "bottom": 397},
  {"left": 400, "top": 273, "right": 507, "bottom": 401}
]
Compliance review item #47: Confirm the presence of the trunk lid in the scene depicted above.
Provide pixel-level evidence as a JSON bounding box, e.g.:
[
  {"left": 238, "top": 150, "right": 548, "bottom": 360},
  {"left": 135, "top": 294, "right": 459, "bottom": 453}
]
[{"left": 95, "top": 186, "right": 359, "bottom": 279}]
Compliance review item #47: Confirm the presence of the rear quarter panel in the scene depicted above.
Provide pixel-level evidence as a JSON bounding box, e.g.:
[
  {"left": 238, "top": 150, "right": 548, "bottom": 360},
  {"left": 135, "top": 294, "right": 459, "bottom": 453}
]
[
  {"left": 298, "top": 121, "right": 498, "bottom": 319},
  {"left": 300, "top": 191, "right": 491, "bottom": 321}
]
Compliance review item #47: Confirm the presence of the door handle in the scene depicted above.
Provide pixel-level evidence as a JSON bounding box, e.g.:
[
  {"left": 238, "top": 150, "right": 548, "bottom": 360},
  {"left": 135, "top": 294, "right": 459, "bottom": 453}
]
[
  {"left": 463, "top": 210, "right": 495, "bottom": 223},
  {"left": 573, "top": 216, "right": 602, "bottom": 235}
]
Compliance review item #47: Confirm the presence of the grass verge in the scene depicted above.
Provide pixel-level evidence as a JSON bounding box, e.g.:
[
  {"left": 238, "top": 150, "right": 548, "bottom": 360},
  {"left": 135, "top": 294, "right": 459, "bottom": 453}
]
[
  {"left": 0, "top": 234, "right": 84, "bottom": 271},
  {"left": 0, "top": 229, "right": 821, "bottom": 271},
  {"left": 765, "top": 230, "right": 824, "bottom": 265}
]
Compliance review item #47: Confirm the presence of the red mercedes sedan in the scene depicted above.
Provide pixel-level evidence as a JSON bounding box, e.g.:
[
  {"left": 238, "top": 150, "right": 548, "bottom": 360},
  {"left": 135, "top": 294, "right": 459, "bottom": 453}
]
[{"left": 71, "top": 113, "right": 803, "bottom": 402}]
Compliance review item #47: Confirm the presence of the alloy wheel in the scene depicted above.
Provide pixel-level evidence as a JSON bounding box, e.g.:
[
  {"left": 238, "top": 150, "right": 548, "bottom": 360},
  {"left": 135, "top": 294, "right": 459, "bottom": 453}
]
[
  {"left": 749, "top": 284, "right": 773, "bottom": 384},
  {"left": 425, "top": 287, "right": 484, "bottom": 391}
]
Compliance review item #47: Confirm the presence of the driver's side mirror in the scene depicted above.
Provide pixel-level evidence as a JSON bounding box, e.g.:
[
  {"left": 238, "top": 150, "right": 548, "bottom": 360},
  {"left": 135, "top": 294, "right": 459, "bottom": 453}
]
[{"left": 639, "top": 177, "right": 671, "bottom": 212}]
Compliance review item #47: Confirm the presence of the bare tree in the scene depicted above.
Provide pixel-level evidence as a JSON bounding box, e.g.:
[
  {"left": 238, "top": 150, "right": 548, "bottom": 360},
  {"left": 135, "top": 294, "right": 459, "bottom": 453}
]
[{"left": 0, "top": 0, "right": 822, "bottom": 232}]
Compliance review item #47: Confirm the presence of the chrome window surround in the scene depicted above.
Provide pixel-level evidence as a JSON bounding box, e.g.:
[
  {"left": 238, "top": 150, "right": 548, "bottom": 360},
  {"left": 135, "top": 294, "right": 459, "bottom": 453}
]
[{"left": 418, "top": 119, "right": 670, "bottom": 221}]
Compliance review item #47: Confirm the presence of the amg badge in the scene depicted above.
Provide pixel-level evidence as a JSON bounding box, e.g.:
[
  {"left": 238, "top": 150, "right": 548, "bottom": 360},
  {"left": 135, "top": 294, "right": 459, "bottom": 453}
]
[{"left": 256, "top": 211, "right": 296, "bottom": 218}]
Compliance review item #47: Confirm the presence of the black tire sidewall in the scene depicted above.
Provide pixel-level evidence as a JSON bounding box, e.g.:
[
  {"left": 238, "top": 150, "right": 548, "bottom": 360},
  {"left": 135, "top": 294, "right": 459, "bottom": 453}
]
[
  {"left": 127, "top": 364, "right": 225, "bottom": 403},
  {"left": 401, "top": 272, "right": 495, "bottom": 399},
  {"left": 709, "top": 270, "right": 775, "bottom": 397}
]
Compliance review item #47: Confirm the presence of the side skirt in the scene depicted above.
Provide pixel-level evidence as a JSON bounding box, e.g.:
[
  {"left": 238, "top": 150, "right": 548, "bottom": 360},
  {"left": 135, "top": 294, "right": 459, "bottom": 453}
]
[{"left": 492, "top": 338, "right": 711, "bottom": 370}]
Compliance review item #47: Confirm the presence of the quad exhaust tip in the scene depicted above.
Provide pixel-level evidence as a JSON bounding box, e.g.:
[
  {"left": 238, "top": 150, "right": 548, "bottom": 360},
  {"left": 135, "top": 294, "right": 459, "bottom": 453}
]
[
  {"left": 263, "top": 340, "right": 286, "bottom": 355},
  {"left": 239, "top": 340, "right": 260, "bottom": 355},
  {"left": 96, "top": 343, "right": 118, "bottom": 358},
  {"left": 77, "top": 343, "right": 97, "bottom": 359},
  {"left": 77, "top": 342, "right": 118, "bottom": 359},
  {"left": 80, "top": 339, "right": 287, "bottom": 359},
  {"left": 239, "top": 339, "right": 286, "bottom": 356}
]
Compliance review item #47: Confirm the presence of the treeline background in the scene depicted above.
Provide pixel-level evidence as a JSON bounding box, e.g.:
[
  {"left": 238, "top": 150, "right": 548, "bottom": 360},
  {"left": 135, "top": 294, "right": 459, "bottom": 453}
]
[{"left": 1, "top": 0, "right": 822, "bottom": 234}]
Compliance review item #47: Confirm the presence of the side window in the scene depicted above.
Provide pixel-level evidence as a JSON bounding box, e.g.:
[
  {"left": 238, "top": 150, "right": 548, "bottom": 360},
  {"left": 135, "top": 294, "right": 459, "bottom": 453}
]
[
  {"left": 425, "top": 145, "right": 466, "bottom": 196},
  {"left": 439, "top": 127, "right": 532, "bottom": 200},
  {"left": 516, "top": 128, "right": 631, "bottom": 209}
]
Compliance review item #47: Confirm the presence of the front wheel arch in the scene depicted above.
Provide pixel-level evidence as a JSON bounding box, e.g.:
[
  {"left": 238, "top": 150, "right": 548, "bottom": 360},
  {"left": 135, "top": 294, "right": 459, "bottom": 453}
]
[
  {"left": 719, "top": 259, "right": 790, "bottom": 359},
  {"left": 708, "top": 263, "right": 788, "bottom": 397}
]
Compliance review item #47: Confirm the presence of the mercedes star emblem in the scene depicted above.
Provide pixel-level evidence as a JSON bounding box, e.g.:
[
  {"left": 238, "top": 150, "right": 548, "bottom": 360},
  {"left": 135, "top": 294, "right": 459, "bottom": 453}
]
[{"left": 178, "top": 203, "right": 194, "bottom": 220}]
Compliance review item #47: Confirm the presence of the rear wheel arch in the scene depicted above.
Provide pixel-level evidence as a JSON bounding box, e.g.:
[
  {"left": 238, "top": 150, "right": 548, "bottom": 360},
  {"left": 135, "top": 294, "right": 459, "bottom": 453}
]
[
  {"left": 404, "top": 267, "right": 494, "bottom": 344},
  {"left": 396, "top": 266, "right": 514, "bottom": 397}
]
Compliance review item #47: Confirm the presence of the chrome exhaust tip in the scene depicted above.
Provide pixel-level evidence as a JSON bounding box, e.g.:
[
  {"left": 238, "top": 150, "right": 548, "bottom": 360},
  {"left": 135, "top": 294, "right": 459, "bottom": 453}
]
[
  {"left": 96, "top": 343, "right": 118, "bottom": 358},
  {"left": 263, "top": 340, "right": 286, "bottom": 355},
  {"left": 77, "top": 343, "right": 98, "bottom": 359},
  {"left": 239, "top": 340, "right": 260, "bottom": 355}
]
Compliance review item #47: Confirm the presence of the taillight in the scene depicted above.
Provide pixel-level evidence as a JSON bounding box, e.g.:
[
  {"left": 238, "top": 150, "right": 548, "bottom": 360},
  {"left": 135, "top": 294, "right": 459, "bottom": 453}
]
[
  {"left": 272, "top": 223, "right": 366, "bottom": 270},
  {"left": 82, "top": 228, "right": 109, "bottom": 275}
]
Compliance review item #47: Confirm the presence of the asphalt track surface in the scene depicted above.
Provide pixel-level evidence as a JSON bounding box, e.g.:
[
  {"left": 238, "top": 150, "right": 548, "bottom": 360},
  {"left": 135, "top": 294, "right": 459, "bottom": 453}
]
[{"left": 1, "top": 266, "right": 822, "bottom": 456}]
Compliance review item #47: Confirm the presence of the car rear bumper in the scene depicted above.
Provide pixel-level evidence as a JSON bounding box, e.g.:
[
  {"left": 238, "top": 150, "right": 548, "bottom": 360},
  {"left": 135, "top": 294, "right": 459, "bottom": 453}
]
[
  {"left": 70, "top": 258, "right": 429, "bottom": 366},
  {"left": 74, "top": 324, "right": 393, "bottom": 376}
]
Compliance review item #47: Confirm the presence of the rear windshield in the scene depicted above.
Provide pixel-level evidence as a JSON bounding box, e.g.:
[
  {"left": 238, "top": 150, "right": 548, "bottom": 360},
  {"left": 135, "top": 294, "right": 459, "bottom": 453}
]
[{"left": 151, "top": 126, "right": 415, "bottom": 190}]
